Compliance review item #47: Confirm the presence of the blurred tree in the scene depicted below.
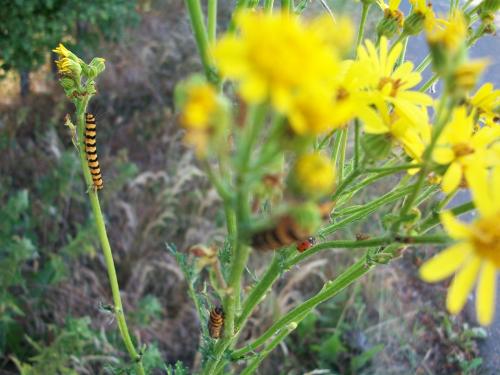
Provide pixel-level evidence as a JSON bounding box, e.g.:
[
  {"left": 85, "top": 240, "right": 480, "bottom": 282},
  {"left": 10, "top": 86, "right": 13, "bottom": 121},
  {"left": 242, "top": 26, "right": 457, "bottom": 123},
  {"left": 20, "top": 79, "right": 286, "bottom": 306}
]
[{"left": 0, "top": 0, "right": 139, "bottom": 98}]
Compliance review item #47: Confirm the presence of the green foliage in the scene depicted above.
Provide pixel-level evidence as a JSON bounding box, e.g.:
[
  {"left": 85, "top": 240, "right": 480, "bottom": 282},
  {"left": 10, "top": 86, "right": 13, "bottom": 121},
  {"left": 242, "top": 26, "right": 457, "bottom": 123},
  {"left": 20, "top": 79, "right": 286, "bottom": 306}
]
[
  {"left": 132, "top": 295, "right": 163, "bottom": 327},
  {"left": 11, "top": 317, "right": 97, "bottom": 375},
  {"left": 165, "top": 360, "right": 190, "bottom": 375},
  {"left": 286, "top": 291, "right": 386, "bottom": 374},
  {"left": 0, "top": 0, "right": 139, "bottom": 75}
]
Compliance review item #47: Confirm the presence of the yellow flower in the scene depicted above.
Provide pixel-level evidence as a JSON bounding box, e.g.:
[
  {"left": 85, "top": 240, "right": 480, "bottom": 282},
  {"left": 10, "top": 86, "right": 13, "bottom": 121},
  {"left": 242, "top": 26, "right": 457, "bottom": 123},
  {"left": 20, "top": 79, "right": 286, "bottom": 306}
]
[
  {"left": 52, "top": 43, "right": 83, "bottom": 77},
  {"left": 179, "top": 82, "right": 226, "bottom": 158},
  {"left": 354, "top": 37, "right": 432, "bottom": 131},
  {"left": 425, "top": 11, "right": 467, "bottom": 53},
  {"left": 213, "top": 11, "right": 341, "bottom": 112},
  {"left": 470, "top": 83, "right": 500, "bottom": 127},
  {"left": 409, "top": 0, "right": 434, "bottom": 19},
  {"left": 420, "top": 165, "right": 500, "bottom": 325},
  {"left": 433, "top": 106, "right": 500, "bottom": 193},
  {"left": 291, "top": 153, "right": 336, "bottom": 198},
  {"left": 452, "top": 60, "right": 489, "bottom": 92},
  {"left": 180, "top": 83, "right": 218, "bottom": 130},
  {"left": 376, "top": 0, "right": 404, "bottom": 27},
  {"left": 365, "top": 103, "right": 430, "bottom": 163},
  {"left": 53, "top": 43, "right": 71, "bottom": 58}
]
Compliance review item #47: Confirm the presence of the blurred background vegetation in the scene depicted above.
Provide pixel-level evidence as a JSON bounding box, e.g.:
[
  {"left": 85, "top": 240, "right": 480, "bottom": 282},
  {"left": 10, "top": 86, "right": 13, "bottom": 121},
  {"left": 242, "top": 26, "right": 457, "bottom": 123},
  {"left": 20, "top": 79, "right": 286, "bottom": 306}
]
[{"left": 0, "top": 0, "right": 491, "bottom": 374}]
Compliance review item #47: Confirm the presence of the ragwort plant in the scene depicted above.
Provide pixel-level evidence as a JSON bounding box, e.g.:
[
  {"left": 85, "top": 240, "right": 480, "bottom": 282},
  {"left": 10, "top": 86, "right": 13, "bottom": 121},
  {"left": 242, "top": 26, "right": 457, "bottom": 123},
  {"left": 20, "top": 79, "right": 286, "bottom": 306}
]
[{"left": 54, "top": 0, "right": 499, "bottom": 373}]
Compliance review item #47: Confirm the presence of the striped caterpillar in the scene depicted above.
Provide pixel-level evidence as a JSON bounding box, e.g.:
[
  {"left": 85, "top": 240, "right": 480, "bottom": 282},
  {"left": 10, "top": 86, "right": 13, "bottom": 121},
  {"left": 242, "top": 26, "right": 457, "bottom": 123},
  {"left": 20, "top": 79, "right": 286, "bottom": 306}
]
[
  {"left": 251, "top": 201, "right": 334, "bottom": 252},
  {"left": 208, "top": 306, "right": 224, "bottom": 339},
  {"left": 85, "top": 113, "right": 104, "bottom": 190}
]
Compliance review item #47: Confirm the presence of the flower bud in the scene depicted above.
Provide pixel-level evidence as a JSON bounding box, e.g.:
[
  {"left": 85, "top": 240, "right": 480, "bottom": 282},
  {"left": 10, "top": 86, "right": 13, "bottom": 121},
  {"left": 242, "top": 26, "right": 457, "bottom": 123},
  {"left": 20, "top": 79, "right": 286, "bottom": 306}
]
[
  {"left": 60, "top": 77, "right": 76, "bottom": 91},
  {"left": 377, "top": 9, "right": 404, "bottom": 38},
  {"left": 84, "top": 58, "right": 106, "bottom": 80},
  {"left": 403, "top": 12, "right": 425, "bottom": 35}
]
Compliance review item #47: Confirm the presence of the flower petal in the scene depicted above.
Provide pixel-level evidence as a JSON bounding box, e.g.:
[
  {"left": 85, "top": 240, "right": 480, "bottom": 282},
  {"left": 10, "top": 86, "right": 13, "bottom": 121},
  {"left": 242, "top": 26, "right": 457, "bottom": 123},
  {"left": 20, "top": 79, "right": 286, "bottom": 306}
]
[
  {"left": 419, "top": 243, "right": 471, "bottom": 282},
  {"left": 442, "top": 162, "right": 462, "bottom": 193},
  {"left": 433, "top": 147, "right": 455, "bottom": 165},
  {"left": 440, "top": 211, "right": 471, "bottom": 239},
  {"left": 446, "top": 256, "right": 481, "bottom": 314},
  {"left": 476, "top": 260, "right": 497, "bottom": 326},
  {"left": 465, "top": 167, "right": 495, "bottom": 218}
]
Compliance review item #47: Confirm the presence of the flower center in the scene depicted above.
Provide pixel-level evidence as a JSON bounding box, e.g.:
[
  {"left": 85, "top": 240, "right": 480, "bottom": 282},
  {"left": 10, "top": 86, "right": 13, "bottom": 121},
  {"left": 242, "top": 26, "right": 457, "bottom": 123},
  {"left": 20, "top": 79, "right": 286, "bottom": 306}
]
[
  {"left": 336, "top": 87, "right": 349, "bottom": 101},
  {"left": 471, "top": 215, "right": 500, "bottom": 268},
  {"left": 452, "top": 143, "right": 475, "bottom": 157},
  {"left": 378, "top": 77, "right": 403, "bottom": 97}
]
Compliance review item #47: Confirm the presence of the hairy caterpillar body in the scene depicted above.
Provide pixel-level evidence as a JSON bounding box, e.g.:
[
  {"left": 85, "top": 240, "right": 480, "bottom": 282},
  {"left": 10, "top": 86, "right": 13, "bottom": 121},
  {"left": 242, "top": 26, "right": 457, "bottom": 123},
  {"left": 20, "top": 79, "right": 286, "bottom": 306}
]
[
  {"left": 251, "top": 201, "right": 334, "bottom": 251},
  {"left": 85, "top": 113, "right": 103, "bottom": 190},
  {"left": 251, "top": 215, "right": 309, "bottom": 251},
  {"left": 208, "top": 306, "right": 224, "bottom": 339}
]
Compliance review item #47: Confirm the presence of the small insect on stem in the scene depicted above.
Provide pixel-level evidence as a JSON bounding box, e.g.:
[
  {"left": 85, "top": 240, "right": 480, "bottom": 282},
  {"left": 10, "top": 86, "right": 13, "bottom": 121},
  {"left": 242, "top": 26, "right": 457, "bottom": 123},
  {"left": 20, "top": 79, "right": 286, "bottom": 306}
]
[
  {"left": 85, "top": 113, "right": 104, "bottom": 190},
  {"left": 208, "top": 306, "right": 224, "bottom": 339},
  {"left": 296, "top": 236, "right": 316, "bottom": 253}
]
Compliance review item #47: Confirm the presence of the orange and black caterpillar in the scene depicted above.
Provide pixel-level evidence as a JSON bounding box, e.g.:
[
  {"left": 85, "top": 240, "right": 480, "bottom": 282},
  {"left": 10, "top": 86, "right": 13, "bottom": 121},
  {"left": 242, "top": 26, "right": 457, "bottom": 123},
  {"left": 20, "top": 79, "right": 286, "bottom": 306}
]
[
  {"left": 208, "top": 306, "right": 224, "bottom": 339},
  {"left": 251, "top": 201, "right": 334, "bottom": 252},
  {"left": 251, "top": 215, "right": 308, "bottom": 251},
  {"left": 85, "top": 113, "right": 103, "bottom": 190}
]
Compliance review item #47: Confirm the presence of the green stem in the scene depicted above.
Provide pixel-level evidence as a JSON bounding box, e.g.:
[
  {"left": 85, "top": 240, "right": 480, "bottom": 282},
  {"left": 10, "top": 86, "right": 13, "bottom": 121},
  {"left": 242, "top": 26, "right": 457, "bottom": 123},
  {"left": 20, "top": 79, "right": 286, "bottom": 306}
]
[
  {"left": 337, "top": 128, "right": 348, "bottom": 183},
  {"left": 75, "top": 101, "right": 145, "bottom": 375},
  {"left": 418, "top": 201, "right": 474, "bottom": 233},
  {"left": 353, "top": 120, "right": 361, "bottom": 169},
  {"left": 286, "top": 237, "right": 390, "bottom": 268},
  {"left": 240, "top": 323, "right": 297, "bottom": 375},
  {"left": 356, "top": 3, "right": 370, "bottom": 49},
  {"left": 416, "top": 54, "right": 431, "bottom": 73},
  {"left": 364, "top": 163, "right": 421, "bottom": 173},
  {"left": 419, "top": 74, "right": 438, "bottom": 93},
  {"left": 185, "top": 0, "right": 216, "bottom": 83},
  {"left": 391, "top": 96, "right": 454, "bottom": 233},
  {"left": 207, "top": 0, "right": 218, "bottom": 43},
  {"left": 264, "top": 0, "right": 275, "bottom": 12},
  {"left": 236, "top": 252, "right": 282, "bottom": 331},
  {"left": 281, "top": 0, "right": 293, "bottom": 12},
  {"left": 231, "top": 257, "right": 372, "bottom": 358},
  {"left": 232, "top": 230, "right": 448, "bottom": 359},
  {"left": 322, "top": 184, "right": 416, "bottom": 236}
]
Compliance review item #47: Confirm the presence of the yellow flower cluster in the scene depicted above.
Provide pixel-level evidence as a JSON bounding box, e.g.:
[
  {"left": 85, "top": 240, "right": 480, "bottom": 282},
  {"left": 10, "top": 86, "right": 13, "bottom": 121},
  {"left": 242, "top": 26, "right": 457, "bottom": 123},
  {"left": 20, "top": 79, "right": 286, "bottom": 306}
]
[
  {"left": 351, "top": 36, "right": 432, "bottom": 162},
  {"left": 420, "top": 166, "right": 500, "bottom": 325},
  {"left": 433, "top": 106, "right": 500, "bottom": 193},
  {"left": 470, "top": 83, "right": 500, "bottom": 127},
  {"left": 178, "top": 80, "right": 228, "bottom": 158},
  {"left": 213, "top": 11, "right": 353, "bottom": 136},
  {"left": 53, "top": 43, "right": 83, "bottom": 77}
]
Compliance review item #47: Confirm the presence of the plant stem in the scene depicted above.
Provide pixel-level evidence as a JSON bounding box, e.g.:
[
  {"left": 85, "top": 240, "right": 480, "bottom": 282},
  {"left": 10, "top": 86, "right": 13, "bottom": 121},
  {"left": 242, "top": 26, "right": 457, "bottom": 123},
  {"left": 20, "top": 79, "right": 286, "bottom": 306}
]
[
  {"left": 185, "top": 0, "right": 216, "bottom": 83},
  {"left": 353, "top": 120, "right": 361, "bottom": 169},
  {"left": 364, "top": 163, "right": 421, "bottom": 173},
  {"left": 236, "top": 252, "right": 282, "bottom": 331},
  {"left": 391, "top": 96, "right": 453, "bottom": 234},
  {"left": 281, "top": 0, "right": 293, "bottom": 12},
  {"left": 231, "top": 256, "right": 372, "bottom": 358},
  {"left": 356, "top": 3, "right": 370, "bottom": 49},
  {"left": 418, "top": 201, "right": 475, "bottom": 233},
  {"left": 416, "top": 54, "right": 431, "bottom": 73},
  {"left": 337, "top": 128, "right": 348, "bottom": 183},
  {"left": 232, "top": 229, "right": 448, "bottom": 360},
  {"left": 240, "top": 323, "right": 297, "bottom": 375},
  {"left": 264, "top": 0, "right": 275, "bottom": 12},
  {"left": 207, "top": 0, "right": 218, "bottom": 43},
  {"left": 322, "top": 184, "right": 416, "bottom": 236},
  {"left": 75, "top": 101, "right": 145, "bottom": 375}
]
